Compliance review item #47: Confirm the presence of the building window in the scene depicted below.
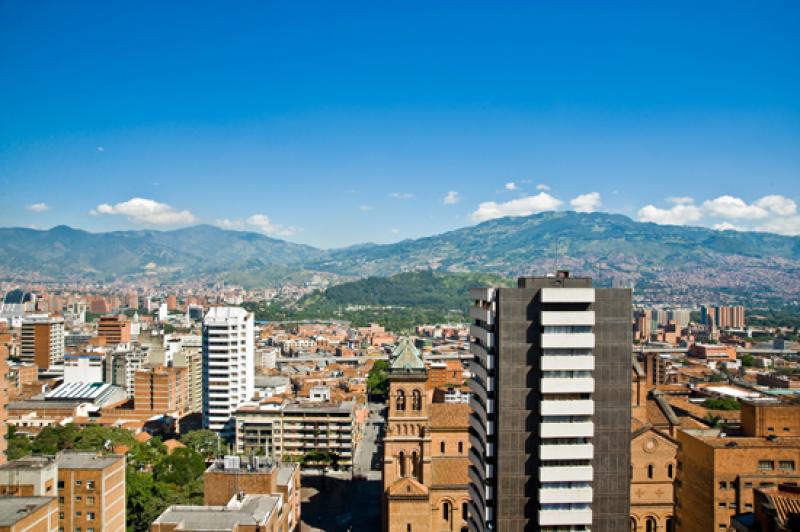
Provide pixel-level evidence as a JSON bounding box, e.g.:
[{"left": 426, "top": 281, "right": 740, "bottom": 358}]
[
  {"left": 75, "top": 496, "right": 81, "bottom": 502},
  {"left": 87, "top": 497, "right": 94, "bottom": 505},
  {"left": 412, "top": 389, "right": 422, "bottom": 411},
  {"left": 399, "top": 451, "right": 406, "bottom": 477},
  {"left": 666, "top": 517, "right": 674, "bottom": 532},
  {"left": 86, "top": 480, "right": 95, "bottom": 490},
  {"left": 462, "top": 502, "right": 468, "bottom": 520},
  {"left": 396, "top": 391, "right": 406, "bottom": 411},
  {"left": 647, "top": 464, "right": 654, "bottom": 479},
  {"left": 667, "top": 464, "right": 674, "bottom": 478},
  {"left": 441, "top": 442, "right": 446, "bottom": 454},
  {"left": 58, "top": 481, "right": 64, "bottom": 489},
  {"left": 645, "top": 517, "right": 656, "bottom": 532},
  {"left": 443, "top": 502, "right": 451, "bottom": 521},
  {"left": 407, "top": 525, "right": 411, "bottom": 532},
  {"left": 59, "top": 497, "right": 64, "bottom": 504},
  {"left": 718, "top": 502, "right": 726, "bottom": 508},
  {"left": 87, "top": 512, "right": 95, "bottom": 520},
  {"left": 744, "top": 482, "right": 753, "bottom": 488},
  {"left": 758, "top": 460, "right": 774, "bottom": 470},
  {"left": 59, "top": 513, "right": 64, "bottom": 519},
  {"left": 458, "top": 441, "right": 464, "bottom": 454},
  {"left": 779, "top": 461, "right": 796, "bottom": 471},
  {"left": 719, "top": 481, "right": 727, "bottom": 489},
  {"left": 75, "top": 480, "right": 82, "bottom": 487}
]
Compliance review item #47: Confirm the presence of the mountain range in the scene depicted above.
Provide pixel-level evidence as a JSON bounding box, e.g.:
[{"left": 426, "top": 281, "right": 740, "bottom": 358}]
[{"left": 2, "top": 212, "right": 799, "bottom": 303}]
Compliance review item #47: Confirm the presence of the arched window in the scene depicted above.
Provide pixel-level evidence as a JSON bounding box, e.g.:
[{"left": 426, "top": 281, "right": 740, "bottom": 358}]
[
  {"left": 666, "top": 517, "right": 674, "bottom": 532},
  {"left": 443, "top": 502, "right": 450, "bottom": 521},
  {"left": 412, "top": 389, "right": 422, "bottom": 411},
  {"left": 458, "top": 441, "right": 464, "bottom": 454},
  {"left": 399, "top": 451, "right": 406, "bottom": 477},
  {"left": 396, "top": 390, "right": 406, "bottom": 411},
  {"left": 462, "top": 502, "right": 468, "bottom": 520},
  {"left": 645, "top": 517, "right": 656, "bottom": 532},
  {"left": 411, "top": 451, "right": 419, "bottom": 480},
  {"left": 630, "top": 517, "right": 637, "bottom": 532},
  {"left": 667, "top": 463, "right": 674, "bottom": 478},
  {"left": 440, "top": 441, "right": 446, "bottom": 454},
  {"left": 647, "top": 464, "right": 654, "bottom": 479}
]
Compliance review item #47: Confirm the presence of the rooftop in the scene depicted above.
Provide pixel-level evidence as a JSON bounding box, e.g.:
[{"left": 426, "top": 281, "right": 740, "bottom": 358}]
[
  {"left": 56, "top": 451, "right": 124, "bottom": 470},
  {"left": 153, "top": 494, "right": 280, "bottom": 530},
  {"left": 0, "top": 456, "right": 56, "bottom": 472},
  {"left": 0, "top": 497, "right": 55, "bottom": 526}
]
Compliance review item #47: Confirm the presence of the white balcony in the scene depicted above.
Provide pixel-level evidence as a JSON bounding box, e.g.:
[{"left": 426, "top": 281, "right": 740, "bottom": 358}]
[
  {"left": 541, "top": 311, "right": 595, "bottom": 326},
  {"left": 541, "top": 400, "right": 594, "bottom": 416},
  {"left": 469, "top": 288, "right": 496, "bottom": 303},
  {"left": 541, "top": 355, "right": 595, "bottom": 371},
  {"left": 541, "top": 333, "right": 595, "bottom": 349},
  {"left": 540, "top": 443, "right": 594, "bottom": 461},
  {"left": 539, "top": 509, "right": 593, "bottom": 526},
  {"left": 540, "top": 288, "right": 595, "bottom": 304},
  {"left": 470, "top": 324, "right": 495, "bottom": 349},
  {"left": 540, "top": 465, "right": 593, "bottom": 482},
  {"left": 541, "top": 377, "right": 594, "bottom": 394},
  {"left": 470, "top": 306, "right": 495, "bottom": 325},
  {"left": 539, "top": 487, "right": 593, "bottom": 504},
  {"left": 540, "top": 422, "right": 594, "bottom": 438}
]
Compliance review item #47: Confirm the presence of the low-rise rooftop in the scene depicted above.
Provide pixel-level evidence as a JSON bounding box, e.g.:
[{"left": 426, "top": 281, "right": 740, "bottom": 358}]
[
  {"left": 0, "top": 496, "right": 55, "bottom": 526},
  {"left": 56, "top": 451, "right": 124, "bottom": 470}
]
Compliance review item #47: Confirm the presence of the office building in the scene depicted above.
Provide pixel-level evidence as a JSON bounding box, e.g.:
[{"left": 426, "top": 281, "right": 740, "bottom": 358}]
[
  {"left": 56, "top": 451, "right": 126, "bottom": 532},
  {"left": 202, "top": 307, "right": 254, "bottom": 432},
  {"left": 467, "top": 271, "right": 631, "bottom": 531},
  {"left": 674, "top": 401, "right": 800, "bottom": 532},
  {"left": 20, "top": 316, "right": 64, "bottom": 370},
  {"left": 97, "top": 315, "right": 131, "bottom": 345}
]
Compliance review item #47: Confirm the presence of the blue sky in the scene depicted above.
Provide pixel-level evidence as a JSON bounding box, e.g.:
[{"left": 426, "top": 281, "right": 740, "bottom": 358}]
[{"left": 1, "top": 1, "right": 799, "bottom": 247}]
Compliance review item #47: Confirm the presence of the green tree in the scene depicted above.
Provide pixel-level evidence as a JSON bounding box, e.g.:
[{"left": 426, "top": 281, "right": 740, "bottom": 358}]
[
  {"left": 5, "top": 426, "right": 32, "bottom": 461},
  {"left": 741, "top": 354, "right": 755, "bottom": 367},
  {"left": 180, "top": 429, "right": 221, "bottom": 458},
  {"left": 155, "top": 448, "right": 206, "bottom": 485},
  {"left": 702, "top": 398, "right": 741, "bottom": 411},
  {"left": 366, "top": 360, "right": 390, "bottom": 397}
]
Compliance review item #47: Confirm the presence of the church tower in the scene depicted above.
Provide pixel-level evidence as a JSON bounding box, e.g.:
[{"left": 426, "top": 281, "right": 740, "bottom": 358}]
[{"left": 383, "top": 337, "right": 432, "bottom": 531}]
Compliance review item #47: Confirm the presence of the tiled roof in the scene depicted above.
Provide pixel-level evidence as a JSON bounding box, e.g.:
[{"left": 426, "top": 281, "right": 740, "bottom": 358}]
[{"left": 387, "top": 476, "right": 429, "bottom": 497}]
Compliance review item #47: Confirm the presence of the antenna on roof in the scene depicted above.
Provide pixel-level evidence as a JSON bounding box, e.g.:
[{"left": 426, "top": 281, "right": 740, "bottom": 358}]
[{"left": 551, "top": 238, "right": 562, "bottom": 273}]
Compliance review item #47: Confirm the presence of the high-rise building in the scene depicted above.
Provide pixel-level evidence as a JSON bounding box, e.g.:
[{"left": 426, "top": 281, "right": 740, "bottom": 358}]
[
  {"left": 20, "top": 316, "right": 64, "bottom": 370},
  {"left": 173, "top": 346, "right": 203, "bottom": 413},
  {"left": 467, "top": 271, "right": 631, "bottom": 531},
  {"left": 97, "top": 315, "right": 131, "bottom": 345},
  {"left": 203, "top": 307, "right": 254, "bottom": 433}
]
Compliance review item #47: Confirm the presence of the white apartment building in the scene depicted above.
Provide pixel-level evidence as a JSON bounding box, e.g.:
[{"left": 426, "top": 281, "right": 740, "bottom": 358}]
[{"left": 202, "top": 306, "right": 255, "bottom": 433}]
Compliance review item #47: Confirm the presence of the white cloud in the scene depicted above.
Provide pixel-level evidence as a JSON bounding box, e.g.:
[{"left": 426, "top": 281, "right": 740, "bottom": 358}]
[
  {"left": 96, "top": 146, "right": 105, "bottom": 152},
  {"left": 702, "top": 195, "right": 769, "bottom": 220},
  {"left": 536, "top": 184, "right": 550, "bottom": 191},
  {"left": 755, "top": 216, "right": 800, "bottom": 236},
  {"left": 390, "top": 192, "right": 414, "bottom": 200},
  {"left": 504, "top": 182, "right": 517, "bottom": 191},
  {"left": 667, "top": 196, "right": 694, "bottom": 205},
  {"left": 637, "top": 204, "right": 703, "bottom": 226},
  {"left": 246, "top": 214, "right": 298, "bottom": 237},
  {"left": 443, "top": 191, "right": 460, "bottom": 205},
  {"left": 754, "top": 195, "right": 797, "bottom": 216},
  {"left": 713, "top": 222, "right": 742, "bottom": 231},
  {"left": 570, "top": 192, "right": 601, "bottom": 213},
  {"left": 215, "top": 218, "right": 244, "bottom": 229},
  {"left": 358, "top": 204, "right": 373, "bottom": 212},
  {"left": 471, "top": 192, "right": 563, "bottom": 222},
  {"left": 91, "top": 198, "right": 196, "bottom": 226},
  {"left": 26, "top": 203, "right": 49, "bottom": 213}
]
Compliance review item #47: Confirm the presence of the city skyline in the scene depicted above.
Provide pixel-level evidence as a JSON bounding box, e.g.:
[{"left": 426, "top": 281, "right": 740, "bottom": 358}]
[{"left": 2, "top": 2, "right": 800, "bottom": 247}]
